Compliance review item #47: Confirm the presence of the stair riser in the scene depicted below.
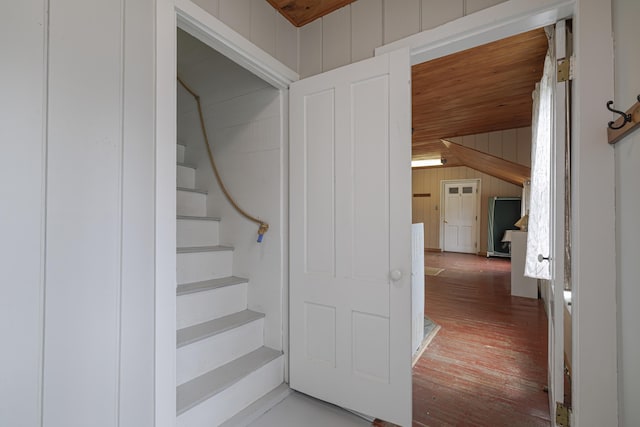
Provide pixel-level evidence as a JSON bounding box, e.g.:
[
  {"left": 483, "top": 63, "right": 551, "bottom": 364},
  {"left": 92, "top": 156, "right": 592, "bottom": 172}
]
[
  {"left": 177, "top": 251, "right": 233, "bottom": 284},
  {"left": 177, "top": 144, "right": 186, "bottom": 163},
  {"left": 177, "top": 356, "right": 284, "bottom": 427},
  {"left": 177, "top": 191, "right": 207, "bottom": 217},
  {"left": 177, "top": 165, "right": 196, "bottom": 189},
  {"left": 177, "top": 319, "right": 264, "bottom": 386},
  {"left": 177, "top": 219, "right": 220, "bottom": 247},
  {"left": 177, "top": 283, "right": 248, "bottom": 329}
]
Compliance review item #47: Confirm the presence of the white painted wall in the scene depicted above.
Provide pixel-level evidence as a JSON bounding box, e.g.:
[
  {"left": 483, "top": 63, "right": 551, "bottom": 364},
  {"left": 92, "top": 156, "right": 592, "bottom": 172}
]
[
  {"left": 177, "top": 31, "right": 285, "bottom": 351},
  {"left": 1, "top": 0, "right": 164, "bottom": 426},
  {"left": 571, "top": 0, "right": 618, "bottom": 424},
  {"left": 44, "top": 0, "right": 161, "bottom": 425},
  {"left": 0, "top": 3, "right": 47, "bottom": 426},
  {"left": 188, "top": 0, "right": 298, "bottom": 72},
  {"left": 298, "top": 0, "right": 507, "bottom": 77},
  {"left": 612, "top": 1, "right": 640, "bottom": 425}
]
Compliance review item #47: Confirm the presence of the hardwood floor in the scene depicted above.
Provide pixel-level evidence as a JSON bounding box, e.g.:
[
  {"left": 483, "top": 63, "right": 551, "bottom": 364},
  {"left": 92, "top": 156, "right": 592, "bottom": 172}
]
[{"left": 412, "top": 252, "right": 550, "bottom": 427}]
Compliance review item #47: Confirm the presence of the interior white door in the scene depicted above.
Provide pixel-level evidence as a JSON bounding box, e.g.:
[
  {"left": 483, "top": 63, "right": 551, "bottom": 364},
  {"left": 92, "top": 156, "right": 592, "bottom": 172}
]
[
  {"left": 289, "top": 48, "right": 412, "bottom": 426},
  {"left": 548, "top": 19, "right": 568, "bottom": 420},
  {"left": 443, "top": 181, "right": 477, "bottom": 253}
]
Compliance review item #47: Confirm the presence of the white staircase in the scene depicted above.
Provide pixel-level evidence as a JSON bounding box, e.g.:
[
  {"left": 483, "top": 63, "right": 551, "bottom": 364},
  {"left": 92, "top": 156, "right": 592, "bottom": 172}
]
[{"left": 175, "top": 144, "right": 284, "bottom": 427}]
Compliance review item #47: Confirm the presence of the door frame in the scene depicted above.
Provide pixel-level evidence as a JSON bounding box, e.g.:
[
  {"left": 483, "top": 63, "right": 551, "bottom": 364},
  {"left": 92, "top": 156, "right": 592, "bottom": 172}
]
[
  {"left": 155, "top": 0, "right": 617, "bottom": 424},
  {"left": 155, "top": 2, "right": 298, "bottom": 426},
  {"left": 377, "top": 0, "right": 617, "bottom": 423},
  {"left": 439, "top": 179, "right": 481, "bottom": 254}
]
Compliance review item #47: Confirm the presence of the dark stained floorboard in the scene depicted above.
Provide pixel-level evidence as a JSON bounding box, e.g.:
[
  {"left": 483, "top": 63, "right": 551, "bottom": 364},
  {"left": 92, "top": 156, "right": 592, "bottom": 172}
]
[{"left": 411, "top": 252, "right": 550, "bottom": 427}]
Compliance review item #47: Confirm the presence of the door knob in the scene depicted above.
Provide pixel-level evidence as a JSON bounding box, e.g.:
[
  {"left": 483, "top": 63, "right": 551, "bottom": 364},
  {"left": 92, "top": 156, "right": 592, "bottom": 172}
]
[{"left": 390, "top": 269, "right": 403, "bottom": 281}]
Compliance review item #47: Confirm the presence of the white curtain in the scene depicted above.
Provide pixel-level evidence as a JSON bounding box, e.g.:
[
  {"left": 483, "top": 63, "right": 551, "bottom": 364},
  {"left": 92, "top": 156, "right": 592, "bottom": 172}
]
[{"left": 525, "top": 30, "right": 554, "bottom": 280}]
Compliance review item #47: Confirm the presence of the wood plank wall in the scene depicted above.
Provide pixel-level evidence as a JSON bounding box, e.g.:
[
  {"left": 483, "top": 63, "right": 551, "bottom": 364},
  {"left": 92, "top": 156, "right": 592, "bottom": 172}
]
[
  {"left": 299, "top": 0, "right": 507, "bottom": 77},
  {"left": 412, "top": 127, "right": 531, "bottom": 253},
  {"left": 190, "top": 0, "right": 298, "bottom": 72}
]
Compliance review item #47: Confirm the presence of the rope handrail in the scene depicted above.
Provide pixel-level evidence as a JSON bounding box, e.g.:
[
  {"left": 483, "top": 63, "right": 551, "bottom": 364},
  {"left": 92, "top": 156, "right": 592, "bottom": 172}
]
[{"left": 178, "top": 76, "right": 269, "bottom": 242}]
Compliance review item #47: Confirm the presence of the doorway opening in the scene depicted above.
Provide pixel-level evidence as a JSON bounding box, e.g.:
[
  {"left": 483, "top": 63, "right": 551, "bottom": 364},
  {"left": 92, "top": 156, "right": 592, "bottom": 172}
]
[
  {"left": 174, "top": 26, "right": 289, "bottom": 425},
  {"left": 409, "top": 23, "right": 566, "bottom": 425}
]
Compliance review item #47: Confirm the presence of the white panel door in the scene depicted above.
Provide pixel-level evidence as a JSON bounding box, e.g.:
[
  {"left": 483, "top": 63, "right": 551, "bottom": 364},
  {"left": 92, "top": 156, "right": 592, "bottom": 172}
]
[
  {"left": 548, "top": 19, "right": 568, "bottom": 420},
  {"left": 443, "top": 182, "right": 477, "bottom": 253},
  {"left": 289, "top": 49, "right": 412, "bottom": 426}
]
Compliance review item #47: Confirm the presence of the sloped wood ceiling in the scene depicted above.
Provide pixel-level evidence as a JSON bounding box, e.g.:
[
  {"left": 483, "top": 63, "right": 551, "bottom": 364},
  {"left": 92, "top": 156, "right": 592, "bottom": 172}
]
[
  {"left": 267, "top": 0, "right": 356, "bottom": 27},
  {"left": 412, "top": 28, "right": 548, "bottom": 166}
]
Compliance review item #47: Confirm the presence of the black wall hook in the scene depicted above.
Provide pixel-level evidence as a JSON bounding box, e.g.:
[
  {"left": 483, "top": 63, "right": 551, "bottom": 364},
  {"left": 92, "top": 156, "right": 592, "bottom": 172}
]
[
  {"left": 607, "top": 100, "right": 632, "bottom": 130},
  {"left": 607, "top": 95, "right": 640, "bottom": 144}
]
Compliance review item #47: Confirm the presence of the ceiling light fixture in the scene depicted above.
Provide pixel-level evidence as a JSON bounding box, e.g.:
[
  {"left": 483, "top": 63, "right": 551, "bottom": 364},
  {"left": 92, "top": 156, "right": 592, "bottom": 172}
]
[{"left": 411, "top": 158, "right": 443, "bottom": 168}]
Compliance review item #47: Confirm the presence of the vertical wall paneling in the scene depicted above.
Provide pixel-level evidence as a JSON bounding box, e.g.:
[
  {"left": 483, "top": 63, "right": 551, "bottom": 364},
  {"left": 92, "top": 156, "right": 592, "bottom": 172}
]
[
  {"left": 474, "top": 132, "right": 489, "bottom": 153},
  {"left": 275, "top": 12, "right": 298, "bottom": 72},
  {"left": 298, "top": 0, "right": 521, "bottom": 76},
  {"left": 502, "top": 128, "right": 517, "bottom": 162},
  {"left": 322, "top": 6, "right": 351, "bottom": 72},
  {"left": 572, "top": 0, "right": 617, "bottom": 423},
  {"left": 299, "top": 19, "right": 323, "bottom": 78},
  {"left": 192, "top": 0, "right": 220, "bottom": 17},
  {"left": 251, "top": 0, "right": 277, "bottom": 58},
  {"left": 383, "top": 0, "right": 421, "bottom": 44},
  {"left": 464, "top": 0, "right": 507, "bottom": 15},
  {"left": 488, "top": 131, "right": 502, "bottom": 158},
  {"left": 421, "top": 0, "right": 463, "bottom": 31},
  {"left": 119, "top": 0, "right": 157, "bottom": 425},
  {"left": 155, "top": 0, "right": 178, "bottom": 426},
  {"left": 613, "top": 0, "right": 640, "bottom": 424},
  {"left": 351, "top": 0, "right": 383, "bottom": 63},
  {"left": 516, "top": 127, "right": 531, "bottom": 165},
  {"left": 0, "top": 1, "right": 46, "bottom": 425},
  {"left": 44, "top": 0, "right": 123, "bottom": 424},
  {"left": 219, "top": 0, "right": 252, "bottom": 40}
]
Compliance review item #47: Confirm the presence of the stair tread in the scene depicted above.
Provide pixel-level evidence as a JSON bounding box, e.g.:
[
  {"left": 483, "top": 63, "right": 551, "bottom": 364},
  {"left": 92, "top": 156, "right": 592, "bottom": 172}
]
[
  {"left": 177, "top": 346, "right": 282, "bottom": 415},
  {"left": 177, "top": 215, "right": 221, "bottom": 222},
  {"left": 177, "top": 245, "right": 233, "bottom": 254},
  {"left": 177, "top": 276, "right": 248, "bottom": 296},
  {"left": 177, "top": 309, "right": 264, "bottom": 348},
  {"left": 177, "top": 162, "right": 197, "bottom": 169},
  {"left": 177, "top": 186, "right": 207, "bottom": 195}
]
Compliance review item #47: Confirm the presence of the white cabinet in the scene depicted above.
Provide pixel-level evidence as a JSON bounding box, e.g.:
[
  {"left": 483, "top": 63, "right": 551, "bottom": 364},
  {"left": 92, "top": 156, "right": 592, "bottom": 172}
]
[{"left": 510, "top": 231, "right": 537, "bottom": 298}]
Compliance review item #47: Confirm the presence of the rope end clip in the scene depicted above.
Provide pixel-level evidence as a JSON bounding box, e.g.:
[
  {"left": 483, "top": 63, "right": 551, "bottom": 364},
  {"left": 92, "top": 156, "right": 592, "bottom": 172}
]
[{"left": 257, "top": 223, "right": 269, "bottom": 243}]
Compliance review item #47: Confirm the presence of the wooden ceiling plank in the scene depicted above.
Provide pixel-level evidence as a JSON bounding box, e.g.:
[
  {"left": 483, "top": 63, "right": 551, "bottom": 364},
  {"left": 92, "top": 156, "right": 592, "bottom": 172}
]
[
  {"left": 266, "top": 0, "right": 356, "bottom": 27},
  {"left": 411, "top": 28, "right": 548, "bottom": 144}
]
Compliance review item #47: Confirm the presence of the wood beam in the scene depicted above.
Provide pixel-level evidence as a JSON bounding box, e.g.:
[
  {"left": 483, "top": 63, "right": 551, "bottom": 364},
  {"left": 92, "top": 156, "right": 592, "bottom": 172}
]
[{"left": 440, "top": 139, "right": 530, "bottom": 186}]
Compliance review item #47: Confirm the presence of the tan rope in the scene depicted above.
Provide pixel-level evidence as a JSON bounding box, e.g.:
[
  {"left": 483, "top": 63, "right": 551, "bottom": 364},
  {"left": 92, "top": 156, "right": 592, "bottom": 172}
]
[{"left": 178, "top": 76, "right": 269, "bottom": 240}]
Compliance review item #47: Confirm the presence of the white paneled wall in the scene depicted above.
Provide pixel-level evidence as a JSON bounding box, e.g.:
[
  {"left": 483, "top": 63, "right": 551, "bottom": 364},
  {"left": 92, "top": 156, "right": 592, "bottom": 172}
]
[
  {"left": 45, "top": 0, "right": 124, "bottom": 423},
  {"left": 299, "top": 0, "right": 506, "bottom": 77},
  {"left": 1, "top": 0, "right": 160, "bottom": 426},
  {"left": 177, "top": 33, "right": 284, "bottom": 352},
  {"left": 384, "top": 0, "right": 422, "bottom": 44},
  {"left": 0, "top": 3, "right": 47, "bottom": 426},
  {"left": 190, "top": 0, "right": 298, "bottom": 72},
  {"left": 613, "top": 0, "right": 640, "bottom": 425},
  {"left": 421, "top": 0, "right": 463, "bottom": 31},
  {"left": 412, "top": 127, "right": 530, "bottom": 252}
]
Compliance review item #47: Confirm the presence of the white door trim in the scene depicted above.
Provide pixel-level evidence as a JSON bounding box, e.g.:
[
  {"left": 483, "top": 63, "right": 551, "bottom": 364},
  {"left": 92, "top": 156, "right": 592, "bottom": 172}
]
[
  {"left": 375, "top": 0, "right": 574, "bottom": 65},
  {"left": 376, "top": 0, "right": 617, "bottom": 423},
  {"left": 439, "top": 179, "right": 481, "bottom": 254},
  {"left": 174, "top": 0, "right": 298, "bottom": 89},
  {"left": 155, "top": 2, "right": 299, "bottom": 425}
]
